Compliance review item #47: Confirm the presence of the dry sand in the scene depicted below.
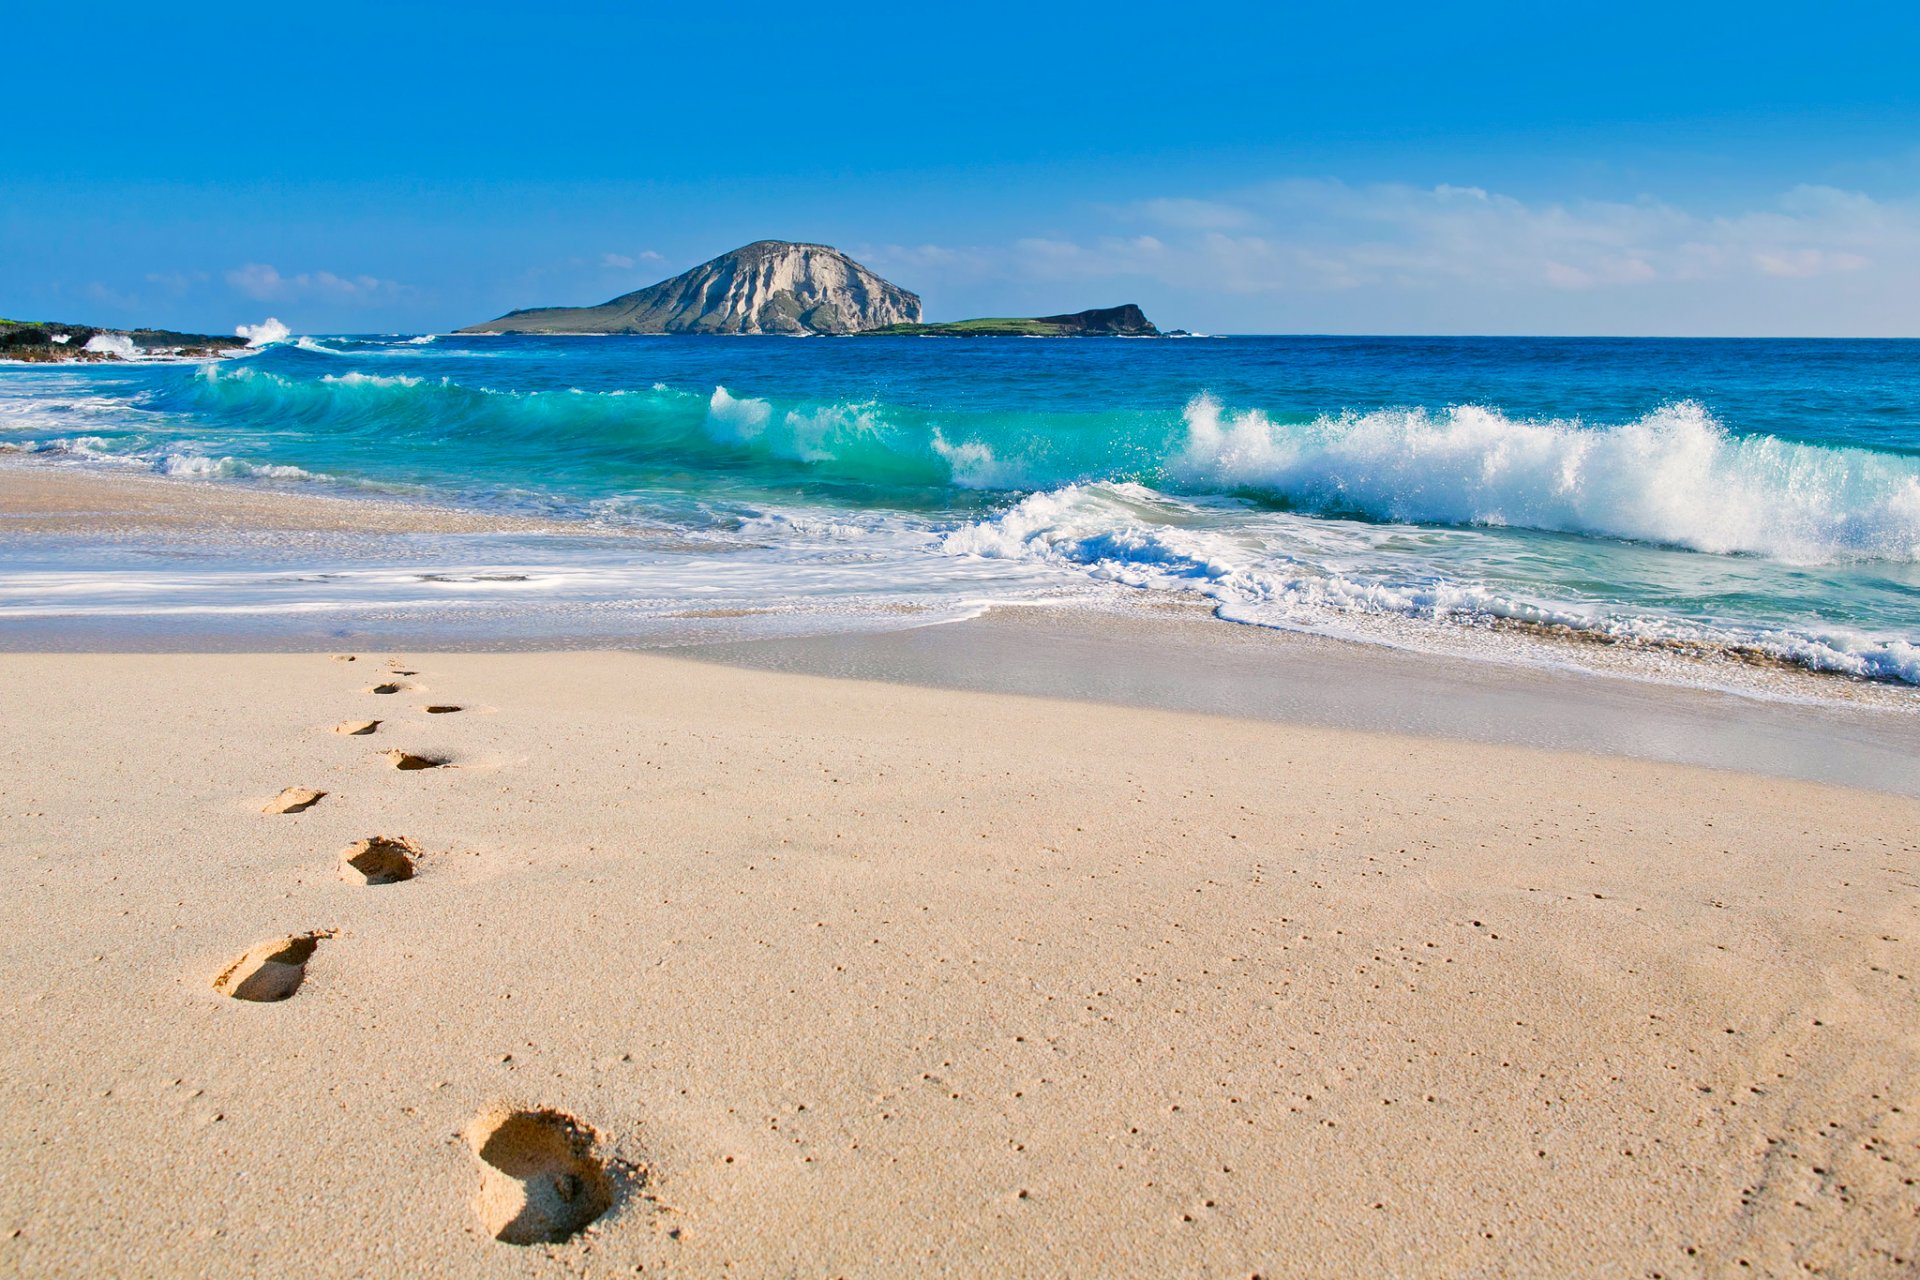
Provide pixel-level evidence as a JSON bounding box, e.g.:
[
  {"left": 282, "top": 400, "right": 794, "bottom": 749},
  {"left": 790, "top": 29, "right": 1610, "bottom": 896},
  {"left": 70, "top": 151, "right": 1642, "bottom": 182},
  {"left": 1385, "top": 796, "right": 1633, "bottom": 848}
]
[{"left": 3, "top": 648, "right": 1919, "bottom": 1277}]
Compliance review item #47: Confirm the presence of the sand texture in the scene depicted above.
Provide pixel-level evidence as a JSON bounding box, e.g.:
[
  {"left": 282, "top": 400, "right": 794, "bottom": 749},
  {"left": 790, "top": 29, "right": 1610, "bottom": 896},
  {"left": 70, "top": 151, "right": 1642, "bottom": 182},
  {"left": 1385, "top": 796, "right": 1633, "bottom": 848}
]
[
  {"left": 2, "top": 650, "right": 1919, "bottom": 1277},
  {"left": 0, "top": 462, "right": 565, "bottom": 536}
]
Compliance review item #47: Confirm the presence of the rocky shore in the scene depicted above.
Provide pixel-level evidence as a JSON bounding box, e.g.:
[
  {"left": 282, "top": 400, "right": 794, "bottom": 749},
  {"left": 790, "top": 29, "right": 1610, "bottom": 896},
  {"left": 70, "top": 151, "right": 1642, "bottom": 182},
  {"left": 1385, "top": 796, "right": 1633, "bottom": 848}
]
[{"left": 0, "top": 319, "right": 247, "bottom": 362}]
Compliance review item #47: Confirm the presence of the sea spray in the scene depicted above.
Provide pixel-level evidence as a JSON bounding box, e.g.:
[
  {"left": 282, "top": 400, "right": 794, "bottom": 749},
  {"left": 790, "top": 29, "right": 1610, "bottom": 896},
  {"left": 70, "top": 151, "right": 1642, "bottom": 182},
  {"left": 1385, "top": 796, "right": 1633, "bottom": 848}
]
[{"left": 235, "top": 318, "right": 290, "bottom": 347}]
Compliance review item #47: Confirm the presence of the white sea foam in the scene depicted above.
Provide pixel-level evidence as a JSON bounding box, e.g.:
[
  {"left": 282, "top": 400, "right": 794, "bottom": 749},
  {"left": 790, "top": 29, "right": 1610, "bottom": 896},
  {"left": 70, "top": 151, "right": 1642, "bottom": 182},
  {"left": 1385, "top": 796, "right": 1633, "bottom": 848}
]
[
  {"left": 703, "top": 387, "right": 891, "bottom": 464},
  {"left": 320, "top": 371, "right": 424, "bottom": 388},
  {"left": 83, "top": 333, "right": 139, "bottom": 359},
  {"left": 157, "top": 454, "right": 320, "bottom": 481},
  {"left": 938, "top": 482, "right": 1920, "bottom": 684},
  {"left": 781, "top": 402, "right": 883, "bottom": 463},
  {"left": 3, "top": 355, "right": 1911, "bottom": 691},
  {"left": 1174, "top": 395, "right": 1920, "bottom": 565},
  {"left": 235, "top": 318, "right": 290, "bottom": 347},
  {"left": 932, "top": 430, "right": 1020, "bottom": 488},
  {"left": 705, "top": 386, "right": 771, "bottom": 442}
]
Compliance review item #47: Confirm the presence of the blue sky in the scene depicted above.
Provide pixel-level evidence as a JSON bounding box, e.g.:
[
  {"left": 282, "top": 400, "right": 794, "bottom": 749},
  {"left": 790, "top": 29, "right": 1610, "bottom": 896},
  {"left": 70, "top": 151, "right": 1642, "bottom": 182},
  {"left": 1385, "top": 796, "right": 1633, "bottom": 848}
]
[{"left": 7, "top": 1, "right": 1920, "bottom": 335}]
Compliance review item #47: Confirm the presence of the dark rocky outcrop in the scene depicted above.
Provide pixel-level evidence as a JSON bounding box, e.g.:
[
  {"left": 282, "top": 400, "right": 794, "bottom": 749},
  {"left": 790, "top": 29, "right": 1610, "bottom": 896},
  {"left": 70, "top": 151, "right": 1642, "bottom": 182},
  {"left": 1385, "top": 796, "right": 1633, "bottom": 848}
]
[
  {"left": 1032, "top": 304, "right": 1160, "bottom": 335},
  {"left": 858, "top": 304, "right": 1162, "bottom": 338},
  {"left": 0, "top": 320, "right": 245, "bottom": 362}
]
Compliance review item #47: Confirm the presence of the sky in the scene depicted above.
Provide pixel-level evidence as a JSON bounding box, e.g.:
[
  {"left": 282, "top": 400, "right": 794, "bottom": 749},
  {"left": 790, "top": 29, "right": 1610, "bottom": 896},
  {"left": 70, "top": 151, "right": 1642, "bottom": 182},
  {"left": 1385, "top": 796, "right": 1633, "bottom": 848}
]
[{"left": 6, "top": 1, "right": 1920, "bottom": 336}]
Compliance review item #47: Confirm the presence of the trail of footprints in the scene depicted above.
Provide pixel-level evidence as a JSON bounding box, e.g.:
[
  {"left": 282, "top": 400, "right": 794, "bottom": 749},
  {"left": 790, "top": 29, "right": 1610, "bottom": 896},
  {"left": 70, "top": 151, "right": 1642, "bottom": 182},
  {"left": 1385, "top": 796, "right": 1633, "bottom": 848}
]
[{"left": 224, "top": 653, "right": 619, "bottom": 1246}]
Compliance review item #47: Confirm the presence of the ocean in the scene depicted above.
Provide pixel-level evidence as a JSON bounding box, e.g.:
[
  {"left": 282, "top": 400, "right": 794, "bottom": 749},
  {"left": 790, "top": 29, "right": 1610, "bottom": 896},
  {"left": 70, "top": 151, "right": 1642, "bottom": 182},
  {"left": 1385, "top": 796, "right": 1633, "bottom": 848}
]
[{"left": 2, "top": 333, "right": 1917, "bottom": 688}]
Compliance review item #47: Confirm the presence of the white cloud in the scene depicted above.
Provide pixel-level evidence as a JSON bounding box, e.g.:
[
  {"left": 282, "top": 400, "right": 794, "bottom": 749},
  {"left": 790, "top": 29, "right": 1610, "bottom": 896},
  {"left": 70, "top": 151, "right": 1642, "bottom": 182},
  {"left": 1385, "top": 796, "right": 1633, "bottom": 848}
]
[
  {"left": 1752, "top": 247, "right": 1869, "bottom": 277},
  {"left": 225, "top": 263, "right": 407, "bottom": 304}
]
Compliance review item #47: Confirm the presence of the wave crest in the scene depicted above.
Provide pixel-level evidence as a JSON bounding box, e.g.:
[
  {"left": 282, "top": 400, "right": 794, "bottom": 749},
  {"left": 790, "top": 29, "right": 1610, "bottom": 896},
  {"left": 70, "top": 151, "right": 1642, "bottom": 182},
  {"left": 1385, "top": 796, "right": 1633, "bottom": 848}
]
[{"left": 1173, "top": 395, "right": 1920, "bottom": 564}]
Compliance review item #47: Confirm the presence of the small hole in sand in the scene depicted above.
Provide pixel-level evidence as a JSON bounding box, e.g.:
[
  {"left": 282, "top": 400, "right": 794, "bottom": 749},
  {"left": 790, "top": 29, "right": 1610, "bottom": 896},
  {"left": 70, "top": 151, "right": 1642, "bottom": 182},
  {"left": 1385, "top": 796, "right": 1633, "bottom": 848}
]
[
  {"left": 262, "top": 786, "right": 325, "bottom": 814},
  {"left": 422, "top": 705, "right": 463, "bottom": 715},
  {"left": 213, "top": 931, "right": 332, "bottom": 1002},
  {"left": 339, "top": 836, "right": 419, "bottom": 885},
  {"left": 382, "top": 750, "right": 446, "bottom": 771},
  {"left": 334, "top": 719, "right": 381, "bottom": 736},
  {"left": 368, "top": 682, "right": 416, "bottom": 695},
  {"left": 468, "top": 1108, "right": 614, "bottom": 1245}
]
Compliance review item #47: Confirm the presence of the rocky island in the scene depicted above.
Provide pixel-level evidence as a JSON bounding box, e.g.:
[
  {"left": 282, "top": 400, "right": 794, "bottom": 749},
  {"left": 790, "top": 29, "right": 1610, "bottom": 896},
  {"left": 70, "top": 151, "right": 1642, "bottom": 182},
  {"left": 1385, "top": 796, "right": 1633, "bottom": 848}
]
[
  {"left": 458, "top": 241, "right": 922, "bottom": 336},
  {"left": 1, "top": 319, "right": 249, "bottom": 363},
  {"left": 460, "top": 242, "right": 1170, "bottom": 337}
]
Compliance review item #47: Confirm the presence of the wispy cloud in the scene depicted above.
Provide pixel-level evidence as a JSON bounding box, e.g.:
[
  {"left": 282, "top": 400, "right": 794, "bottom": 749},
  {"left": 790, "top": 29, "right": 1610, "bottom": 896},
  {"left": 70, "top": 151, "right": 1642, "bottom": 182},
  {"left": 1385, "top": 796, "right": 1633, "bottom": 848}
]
[
  {"left": 224, "top": 263, "right": 409, "bottom": 304},
  {"left": 1013, "top": 182, "right": 1908, "bottom": 296},
  {"left": 1130, "top": 197, "right": 1258, "bottom": 232},
  {"left": 143, "top": 270, "right": 210, "bottom": 295},
  {"left": 601, "top": 250, "right": 664, "bottom": 270},
  {"left": 896, "top": 181, "right": 1920, "bottom": 301},
  {"left": 854, "top": 242, "right": 1002, "bottom": 278},
  {"left": 82, "top": 280, "right": 142, "bottom": 310}
]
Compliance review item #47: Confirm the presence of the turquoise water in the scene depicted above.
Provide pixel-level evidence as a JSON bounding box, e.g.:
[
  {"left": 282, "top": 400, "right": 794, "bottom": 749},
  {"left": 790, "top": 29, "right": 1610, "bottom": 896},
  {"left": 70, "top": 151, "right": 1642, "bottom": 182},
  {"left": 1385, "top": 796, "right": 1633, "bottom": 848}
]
[{"left": 2, "top": 334, "right": 1917, "bottom": 683}]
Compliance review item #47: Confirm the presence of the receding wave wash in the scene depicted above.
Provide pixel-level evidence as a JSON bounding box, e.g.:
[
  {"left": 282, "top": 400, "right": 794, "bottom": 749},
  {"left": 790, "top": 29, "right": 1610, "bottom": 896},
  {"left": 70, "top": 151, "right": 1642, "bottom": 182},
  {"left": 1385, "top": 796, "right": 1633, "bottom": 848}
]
[{"left": 1, "top": 334, "right": 1915, "bottom": 684}]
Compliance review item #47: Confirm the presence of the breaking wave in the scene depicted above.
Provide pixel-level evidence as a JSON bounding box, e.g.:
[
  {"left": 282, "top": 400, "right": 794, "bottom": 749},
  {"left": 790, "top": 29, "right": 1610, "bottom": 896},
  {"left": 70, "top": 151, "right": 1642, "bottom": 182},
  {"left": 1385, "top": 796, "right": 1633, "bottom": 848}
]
[
  {"left": 1173, "top": 395, "right": 1920, "bottom": 565},
  {"left": 3, "top": 336, "right": 1916, "bottom": 689},
  {"left": 939, "top": 483, "right": 1920, "bottom": 684},
  {"left": 235, "top": 318, "right": 290, "bottom": 347},
  {"left": 19, "top": 361, "right": 1920, "bottom": 569}
]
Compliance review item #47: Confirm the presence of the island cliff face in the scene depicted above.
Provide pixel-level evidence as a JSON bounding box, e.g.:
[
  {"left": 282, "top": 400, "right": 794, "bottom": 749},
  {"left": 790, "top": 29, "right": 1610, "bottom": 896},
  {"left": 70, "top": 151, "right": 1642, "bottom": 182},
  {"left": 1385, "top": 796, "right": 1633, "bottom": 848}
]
[{"left": 459, "top": 242, "right": 921, "bottom": 336}]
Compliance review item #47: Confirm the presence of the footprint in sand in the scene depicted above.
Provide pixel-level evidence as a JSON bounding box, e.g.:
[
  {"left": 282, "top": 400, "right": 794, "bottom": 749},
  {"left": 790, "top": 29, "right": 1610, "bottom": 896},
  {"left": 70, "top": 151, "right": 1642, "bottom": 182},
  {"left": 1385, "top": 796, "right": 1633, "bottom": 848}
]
[
  {"left": 213, "top": 931, "right": 333, "bottom": 1002},
  {"left": 420, "top": 704, "right": 463, "bottom": 715},
  {"left": 332, "top": 654, "right": 357, "bottom": 663},
  {"left": 262, "top": 786, "right": 325, "bottom": 814},
  {"left": 334, "top": 719, "right": 381, "bottom": 735},
  {"left": 382, "top": 750, "right": 447, "bottom": 771},
  {"left": 368, "top": 681, "right": 420, "bottom": 696},
  {"left": 339, "top": 836, "right": 419, "bottom": 885},
  {"left": 466, "top": 1108, "right": 615, "bottom": 1245}
]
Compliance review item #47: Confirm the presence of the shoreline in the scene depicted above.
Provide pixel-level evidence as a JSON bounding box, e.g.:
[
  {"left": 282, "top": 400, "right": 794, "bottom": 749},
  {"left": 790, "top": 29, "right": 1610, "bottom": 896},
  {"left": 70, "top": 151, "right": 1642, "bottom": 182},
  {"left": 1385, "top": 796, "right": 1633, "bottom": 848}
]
[
  {"left": 1, "top": 459, "right": 1915, "bottom": 799},
  {"left": 681, "top": 605, "right": 1920, "bottom": 798}
]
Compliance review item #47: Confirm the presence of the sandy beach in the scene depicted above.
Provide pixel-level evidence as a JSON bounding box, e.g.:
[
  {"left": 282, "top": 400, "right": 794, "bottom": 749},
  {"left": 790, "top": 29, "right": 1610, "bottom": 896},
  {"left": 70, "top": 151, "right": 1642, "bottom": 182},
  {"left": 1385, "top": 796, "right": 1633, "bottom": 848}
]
[
  {"left": 14, "top": 6, "right": 1920, "bottom": 1274},
  {"left": 2, "top": 632, "right": 1918, "bottom": 1276}
]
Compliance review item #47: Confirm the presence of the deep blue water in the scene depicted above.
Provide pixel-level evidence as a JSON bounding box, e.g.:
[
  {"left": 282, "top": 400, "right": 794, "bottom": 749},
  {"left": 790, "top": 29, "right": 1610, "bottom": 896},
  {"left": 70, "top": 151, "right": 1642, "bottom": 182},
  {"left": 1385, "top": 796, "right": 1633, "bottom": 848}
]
[{"left": 2, "top": 334, "right": 1916, "bottom": 682}]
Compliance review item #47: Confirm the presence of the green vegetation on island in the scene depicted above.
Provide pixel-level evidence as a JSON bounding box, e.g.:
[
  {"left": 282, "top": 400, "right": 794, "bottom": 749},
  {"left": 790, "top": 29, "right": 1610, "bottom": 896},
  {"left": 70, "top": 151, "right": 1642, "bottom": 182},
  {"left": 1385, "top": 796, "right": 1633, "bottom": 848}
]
[{"left": 857, "top": 304, "right": 1162, "bottom": 338}]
